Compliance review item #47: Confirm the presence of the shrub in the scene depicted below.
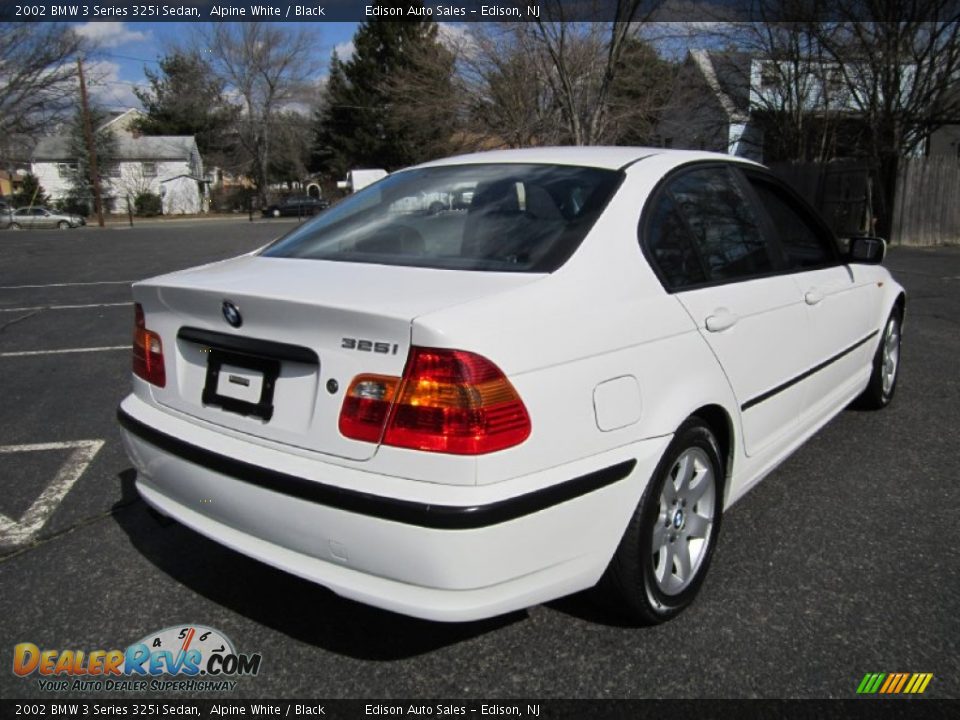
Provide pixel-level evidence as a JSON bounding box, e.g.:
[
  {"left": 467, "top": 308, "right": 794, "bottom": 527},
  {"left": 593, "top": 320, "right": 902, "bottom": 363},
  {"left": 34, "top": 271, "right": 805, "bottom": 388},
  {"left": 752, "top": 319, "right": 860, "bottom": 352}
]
[
  {"left": 55, "top": 195, "right": 91, "bottom": 217},
  {"left": 134, "top": 191, "right": 162, "bottom": 216}
]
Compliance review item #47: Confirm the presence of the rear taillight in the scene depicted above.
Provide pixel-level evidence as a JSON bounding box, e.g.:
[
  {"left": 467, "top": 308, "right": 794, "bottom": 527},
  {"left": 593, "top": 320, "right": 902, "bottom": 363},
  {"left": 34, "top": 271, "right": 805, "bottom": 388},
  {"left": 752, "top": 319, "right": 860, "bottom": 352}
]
[
  {"left": 132, "top": 303, "right": 166, "bottom": 387},
  {"left": 339, "top": 348, "right": 531, "bottom": 455}
]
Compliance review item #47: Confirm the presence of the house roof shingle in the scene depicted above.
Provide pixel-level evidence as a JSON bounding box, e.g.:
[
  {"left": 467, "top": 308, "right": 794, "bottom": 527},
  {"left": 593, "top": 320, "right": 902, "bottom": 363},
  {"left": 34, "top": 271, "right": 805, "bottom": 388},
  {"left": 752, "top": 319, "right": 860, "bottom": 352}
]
[
  {"left": 33, "top": 135, "right": 196, "bottom": 162},
  {"left": 690, "top": 50, "right": 752, "bottom": 122}
]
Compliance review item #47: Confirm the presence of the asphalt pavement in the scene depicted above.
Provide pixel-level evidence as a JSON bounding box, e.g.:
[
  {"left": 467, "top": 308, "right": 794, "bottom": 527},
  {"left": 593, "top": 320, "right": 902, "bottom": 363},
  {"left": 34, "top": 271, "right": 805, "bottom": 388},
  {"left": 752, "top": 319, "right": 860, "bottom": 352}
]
[{"left": 0, "top": 221, "right": 957, "bottom": 699}]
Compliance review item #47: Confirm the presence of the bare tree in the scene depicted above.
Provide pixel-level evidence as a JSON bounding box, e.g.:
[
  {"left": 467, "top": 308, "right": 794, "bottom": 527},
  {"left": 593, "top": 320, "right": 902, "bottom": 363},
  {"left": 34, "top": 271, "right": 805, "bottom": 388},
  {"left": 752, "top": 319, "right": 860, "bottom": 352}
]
[
  {"left": 531, "top": 0, "right": 653, "bottom": 145},
  {"left": 0, "top": 23, "right": 85, "bottom": 172},
  {"left": 814, "top": 8, "right": 960, "bottom": 236},
  {"left": 0, "top": 23, "right": 85, "bottom": 137},
  {"left": 456, "top": 24, "right": 561, "bottom": 148},
  {"left": 458, "top": 14, "right": 671, "bottom": 149},
  {"left": 197, "top": 23, "right": 316, "bottom": 206},
  {"left": 716, "top": 18, "right": 843, "bottom": 162},
  {"left": 268, "top": 110, "right": 315, "bottom": 191}
]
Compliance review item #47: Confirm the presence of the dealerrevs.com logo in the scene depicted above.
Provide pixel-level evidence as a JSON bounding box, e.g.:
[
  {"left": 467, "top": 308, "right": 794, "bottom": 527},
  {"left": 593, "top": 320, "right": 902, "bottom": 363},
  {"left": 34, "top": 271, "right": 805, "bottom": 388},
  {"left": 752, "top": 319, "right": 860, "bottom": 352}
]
[{"left": 13, "top": 625, "right": 262, "bottom": 693}]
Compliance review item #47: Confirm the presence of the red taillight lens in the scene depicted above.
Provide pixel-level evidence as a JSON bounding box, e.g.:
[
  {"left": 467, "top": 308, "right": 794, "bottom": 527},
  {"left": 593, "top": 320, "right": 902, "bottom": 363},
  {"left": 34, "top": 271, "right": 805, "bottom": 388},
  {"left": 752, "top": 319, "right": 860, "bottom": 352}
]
[
  {"left": 338, "top": 375, "right": 400, "bottom": 443},
  {"left": 132, "top": 303, "right": 166, "bottom": 387},
  {"left": 339, "top": 348, "right": 531, "bottom": 455}
]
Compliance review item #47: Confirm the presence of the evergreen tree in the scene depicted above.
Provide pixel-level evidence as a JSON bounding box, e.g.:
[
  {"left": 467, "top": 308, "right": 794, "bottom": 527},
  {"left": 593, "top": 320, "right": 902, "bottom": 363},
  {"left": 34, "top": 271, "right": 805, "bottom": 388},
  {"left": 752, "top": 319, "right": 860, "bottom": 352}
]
[
  {"left": 312, "top": 4, "right": 456, "bottom": 176},
  {"left": 133, "top": 51, "right": 237, "bottom": 163},
  {"left": 64, "top": 106, "right": 117, "bottom": 215},
  {"left": 607, "top": 38, "right": 676, "bottom": 146},
  {"left": 13, "top": 173, "right": 49, "bottom": 207}
]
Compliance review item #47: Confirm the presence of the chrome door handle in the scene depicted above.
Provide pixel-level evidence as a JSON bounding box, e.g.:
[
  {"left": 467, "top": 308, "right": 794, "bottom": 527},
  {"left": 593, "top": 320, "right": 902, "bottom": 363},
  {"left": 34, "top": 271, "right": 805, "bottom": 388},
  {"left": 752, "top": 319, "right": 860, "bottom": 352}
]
[
  {"left": 804, "top": 288, "right": 825, "bottom": 305},
  {"left": 705, "top": 309, "right": 739, "bottom": 332}
]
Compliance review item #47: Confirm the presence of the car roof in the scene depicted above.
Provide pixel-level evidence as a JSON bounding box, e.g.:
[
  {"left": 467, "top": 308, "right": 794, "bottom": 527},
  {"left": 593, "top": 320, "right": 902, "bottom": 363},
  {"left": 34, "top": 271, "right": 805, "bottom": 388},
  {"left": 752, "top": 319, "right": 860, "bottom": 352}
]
[{"left": 412, "top": 146, "right": 764, "bottom": 172}]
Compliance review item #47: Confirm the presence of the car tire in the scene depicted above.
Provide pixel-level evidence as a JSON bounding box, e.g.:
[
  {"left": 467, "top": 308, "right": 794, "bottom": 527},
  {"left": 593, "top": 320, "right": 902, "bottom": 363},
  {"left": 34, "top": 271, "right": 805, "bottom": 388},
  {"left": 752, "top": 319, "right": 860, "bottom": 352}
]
[
  {"left": 596, "top": 417, "right": 724, "bottom": 625},
  {"left": 58, "top": 221, "right": 70, "bottom": 229},
  {"left": 272, "top": 208, "right": 281, "bottom": 218},
  {"left": 856, "top": 306, "right": 902, "bottom": 410}
]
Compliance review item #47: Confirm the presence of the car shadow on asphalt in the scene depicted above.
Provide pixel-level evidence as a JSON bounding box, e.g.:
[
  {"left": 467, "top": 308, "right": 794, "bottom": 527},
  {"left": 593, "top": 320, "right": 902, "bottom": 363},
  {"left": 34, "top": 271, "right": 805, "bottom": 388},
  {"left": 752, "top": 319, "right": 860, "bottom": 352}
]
[
  {"left": 111, "top": 469, "right": 525, "bottom": 661},
  {"left": 543, "top": 593, "right": 639, "bottom": 628}
]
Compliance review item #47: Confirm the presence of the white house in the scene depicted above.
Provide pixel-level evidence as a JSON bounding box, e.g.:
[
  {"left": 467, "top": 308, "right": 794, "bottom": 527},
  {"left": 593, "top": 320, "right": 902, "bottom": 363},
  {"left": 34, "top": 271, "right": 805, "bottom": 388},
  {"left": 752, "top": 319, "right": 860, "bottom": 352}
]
[
  {"left": 31, "top": 110, "right": 206, "bottom": 215},
  {"left": 658, "top": 50, "right": 960, "bottom": 162}
]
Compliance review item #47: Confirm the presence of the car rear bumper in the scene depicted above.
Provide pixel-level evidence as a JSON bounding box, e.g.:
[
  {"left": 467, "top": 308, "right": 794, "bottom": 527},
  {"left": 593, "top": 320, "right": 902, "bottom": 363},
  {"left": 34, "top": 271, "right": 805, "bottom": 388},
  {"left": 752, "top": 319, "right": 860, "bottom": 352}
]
[{"left": 118, "top": 393, "right": 669, "bottom": 622}]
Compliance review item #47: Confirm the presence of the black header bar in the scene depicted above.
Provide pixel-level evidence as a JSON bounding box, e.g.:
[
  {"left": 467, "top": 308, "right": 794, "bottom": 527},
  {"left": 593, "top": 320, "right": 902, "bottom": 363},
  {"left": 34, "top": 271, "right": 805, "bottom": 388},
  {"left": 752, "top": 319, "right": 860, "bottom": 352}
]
[
  {"left": 3, "top": 1, "right": 959, "bottom": 24},
  {"left": 1, "top": 699, "right": 958, "bottom": 720}
]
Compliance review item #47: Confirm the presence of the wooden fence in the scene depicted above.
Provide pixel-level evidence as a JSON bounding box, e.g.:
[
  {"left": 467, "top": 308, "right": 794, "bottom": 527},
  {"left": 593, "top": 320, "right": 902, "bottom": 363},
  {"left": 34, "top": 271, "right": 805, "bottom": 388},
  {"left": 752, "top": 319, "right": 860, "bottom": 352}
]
[
  {"left": 890, "top": 156, "right": 960, "bottom": 246},
  {"left": 770, "top": 157, "right": 960, "bottom": 247}
]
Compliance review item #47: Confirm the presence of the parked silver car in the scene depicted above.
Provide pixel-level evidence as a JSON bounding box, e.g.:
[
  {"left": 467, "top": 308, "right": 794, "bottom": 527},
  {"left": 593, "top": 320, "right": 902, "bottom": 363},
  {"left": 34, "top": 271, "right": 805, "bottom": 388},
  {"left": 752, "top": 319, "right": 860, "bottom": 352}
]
[{"left": 6, "top": 206, "right": 85, "bottom": 230}]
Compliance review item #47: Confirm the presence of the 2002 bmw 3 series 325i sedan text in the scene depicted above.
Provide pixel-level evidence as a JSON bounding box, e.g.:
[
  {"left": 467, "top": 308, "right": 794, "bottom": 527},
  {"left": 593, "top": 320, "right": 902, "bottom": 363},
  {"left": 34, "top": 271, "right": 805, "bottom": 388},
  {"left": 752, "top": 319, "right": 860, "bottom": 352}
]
[{"left": 118, "top": 148, "right": 904, "bottom": 624}]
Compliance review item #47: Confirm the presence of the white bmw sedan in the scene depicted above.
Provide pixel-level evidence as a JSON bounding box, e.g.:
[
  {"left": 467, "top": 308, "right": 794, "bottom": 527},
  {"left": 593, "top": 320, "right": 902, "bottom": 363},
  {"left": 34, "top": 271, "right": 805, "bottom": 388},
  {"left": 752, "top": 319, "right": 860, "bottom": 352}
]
[{"left": 118, "top": 148, "right": 904, "bottom": 624}]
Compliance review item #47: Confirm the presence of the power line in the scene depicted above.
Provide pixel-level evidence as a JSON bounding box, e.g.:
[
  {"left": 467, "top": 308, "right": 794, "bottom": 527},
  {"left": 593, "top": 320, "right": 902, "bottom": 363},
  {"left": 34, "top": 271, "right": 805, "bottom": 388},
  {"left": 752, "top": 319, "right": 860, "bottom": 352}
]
[{"left": 93, "top": 51, "right": 160, "bottom": 65}]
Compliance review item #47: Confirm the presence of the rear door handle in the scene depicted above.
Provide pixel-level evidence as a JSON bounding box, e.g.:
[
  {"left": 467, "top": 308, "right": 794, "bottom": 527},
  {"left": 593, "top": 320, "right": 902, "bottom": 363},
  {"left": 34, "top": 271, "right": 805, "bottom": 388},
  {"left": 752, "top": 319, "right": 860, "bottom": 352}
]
[
  {"left": 804, "top": 288, "right": 825, "bottom": 305},
  {"left": 705, "top": 309, "right": 739, "bottom": 333}
]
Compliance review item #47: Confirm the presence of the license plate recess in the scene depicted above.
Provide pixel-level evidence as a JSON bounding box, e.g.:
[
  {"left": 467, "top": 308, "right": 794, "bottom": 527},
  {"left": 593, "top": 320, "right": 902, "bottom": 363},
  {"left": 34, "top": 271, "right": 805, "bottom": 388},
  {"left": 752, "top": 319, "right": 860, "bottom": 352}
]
[{"left": 201, "top": 349, "right": 280, "bottom": 421}]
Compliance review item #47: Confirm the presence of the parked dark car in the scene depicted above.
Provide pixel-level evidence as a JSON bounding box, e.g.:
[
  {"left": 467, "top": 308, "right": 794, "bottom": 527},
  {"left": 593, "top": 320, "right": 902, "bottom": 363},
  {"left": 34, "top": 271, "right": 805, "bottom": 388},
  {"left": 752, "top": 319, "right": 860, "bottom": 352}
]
[{"left": 262, "top": 196, "right": 329, "bottom": 218}]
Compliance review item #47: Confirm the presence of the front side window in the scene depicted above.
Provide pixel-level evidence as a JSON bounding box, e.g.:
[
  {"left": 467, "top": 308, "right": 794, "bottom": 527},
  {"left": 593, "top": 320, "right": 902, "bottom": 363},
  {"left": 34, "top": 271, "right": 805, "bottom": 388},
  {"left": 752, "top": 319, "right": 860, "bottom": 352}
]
[
  {"left": 141, "top": 162, "right": 157, "bottom": 177},
  {"left": 58, "top": 163, "right": 77, "bottom": 177},
  {"left": 262, "top": 164, "right": 622, "bottom": 273}
]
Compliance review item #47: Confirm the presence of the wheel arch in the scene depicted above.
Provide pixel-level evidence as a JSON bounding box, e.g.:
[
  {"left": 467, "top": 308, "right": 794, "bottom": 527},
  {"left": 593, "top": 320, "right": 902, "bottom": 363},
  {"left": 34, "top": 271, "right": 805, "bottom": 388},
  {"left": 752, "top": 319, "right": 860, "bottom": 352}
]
[
  {"left": 894, "top": 291, "right": 906, "bottom": 325},
  {"left": 688, "top": 403, "right": 735, "bottom": 505}
]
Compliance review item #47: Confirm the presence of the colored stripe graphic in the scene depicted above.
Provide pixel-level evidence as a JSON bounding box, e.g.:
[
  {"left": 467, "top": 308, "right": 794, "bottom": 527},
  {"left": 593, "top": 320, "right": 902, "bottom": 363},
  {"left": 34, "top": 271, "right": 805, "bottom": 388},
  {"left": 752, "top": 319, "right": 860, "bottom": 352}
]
[
  {"left": 879, "top": 674, "right": 896, "bottom": 693},
  {"left": 893, "top": 673, "right": 909, "bottom": 693},
  {"left": 857, "top": 672, "right": 933, "bottom": 694}
]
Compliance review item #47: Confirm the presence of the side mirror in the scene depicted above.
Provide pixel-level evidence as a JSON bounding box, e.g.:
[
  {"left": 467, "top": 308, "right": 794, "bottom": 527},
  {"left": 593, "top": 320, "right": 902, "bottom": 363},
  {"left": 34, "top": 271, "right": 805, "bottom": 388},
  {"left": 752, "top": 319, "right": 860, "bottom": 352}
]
[{"left": 844, "top": 236, "right": 886, "bottom": 264}]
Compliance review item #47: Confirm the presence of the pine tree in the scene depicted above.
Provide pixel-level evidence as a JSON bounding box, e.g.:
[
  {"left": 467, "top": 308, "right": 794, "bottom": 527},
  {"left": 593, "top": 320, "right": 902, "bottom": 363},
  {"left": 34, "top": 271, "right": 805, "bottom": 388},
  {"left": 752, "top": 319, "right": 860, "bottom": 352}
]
[
  {"left": 13, "top": 173, "right": 49, "bottom": 207},
  {"left": 312, "top": 4, "right": 457, "bottom": 177},
  {"left": 64, "top": 106, "right": 117, "bottom": 215},
  {"left": 133, "top": 51, "right": 237, "bottom": 164}
]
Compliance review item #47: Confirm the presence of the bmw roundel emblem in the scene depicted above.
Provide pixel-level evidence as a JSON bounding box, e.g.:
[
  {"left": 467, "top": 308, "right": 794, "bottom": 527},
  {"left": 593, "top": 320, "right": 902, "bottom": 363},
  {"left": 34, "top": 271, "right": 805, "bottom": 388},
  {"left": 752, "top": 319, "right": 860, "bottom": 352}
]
[{"left": 222, "top": 300, "right": 242, "bottom": 328}]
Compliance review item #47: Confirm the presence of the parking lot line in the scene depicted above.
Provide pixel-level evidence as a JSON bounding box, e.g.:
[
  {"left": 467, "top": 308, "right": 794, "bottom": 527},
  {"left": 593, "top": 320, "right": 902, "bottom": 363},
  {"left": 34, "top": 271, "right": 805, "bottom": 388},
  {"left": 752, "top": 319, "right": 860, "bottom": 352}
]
[
  {"left": 0, "top": 280, "right": 135, "bottom": 290},
  {"left": 0, "top": 302, "right": 132, "bottom": 313},
  {"left": 0, "top": 440, "right": 104, "bottom": 546},
  {"left": 0, "top": 346, "right": 128, "bottom": 358}
]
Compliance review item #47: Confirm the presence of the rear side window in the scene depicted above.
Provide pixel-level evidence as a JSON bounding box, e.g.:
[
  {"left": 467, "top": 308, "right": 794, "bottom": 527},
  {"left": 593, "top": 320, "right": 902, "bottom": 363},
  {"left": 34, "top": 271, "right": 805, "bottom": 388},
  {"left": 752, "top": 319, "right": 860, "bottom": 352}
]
[
  {"left": 643, "top": 165, "right": 775, "bottom": 289},
  {"left": 262, "top": 164, "right": 622, "bottom": 273},
  {"left": 748, "top": 179, "right": 837, "bottom": 269},
  {"left": 669, "top": 167, "right": 773, "bottom": 282},
  {"left": 646, "top": 192, "right": 707, "bottom": 288}
]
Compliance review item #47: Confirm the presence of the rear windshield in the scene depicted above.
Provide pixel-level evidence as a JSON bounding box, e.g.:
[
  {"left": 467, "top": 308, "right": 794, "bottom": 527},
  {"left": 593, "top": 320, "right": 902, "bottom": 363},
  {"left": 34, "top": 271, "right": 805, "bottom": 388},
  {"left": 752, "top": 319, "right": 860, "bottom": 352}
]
[{"left": 261, "top": 163, "right": 622, "bottom": 272}]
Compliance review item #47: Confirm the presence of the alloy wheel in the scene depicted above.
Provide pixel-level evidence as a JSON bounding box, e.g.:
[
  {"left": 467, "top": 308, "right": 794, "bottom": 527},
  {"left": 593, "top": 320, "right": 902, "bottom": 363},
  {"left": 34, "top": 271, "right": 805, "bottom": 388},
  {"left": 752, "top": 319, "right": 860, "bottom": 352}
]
[{"left": 652, "top": 447, "right": 716, "bottom": 596}]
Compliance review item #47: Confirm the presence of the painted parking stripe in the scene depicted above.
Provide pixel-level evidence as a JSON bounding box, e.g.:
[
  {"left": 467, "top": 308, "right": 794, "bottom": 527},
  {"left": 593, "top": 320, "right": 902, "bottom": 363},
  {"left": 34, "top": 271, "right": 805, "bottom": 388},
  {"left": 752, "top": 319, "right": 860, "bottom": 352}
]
[
  {"left": 0, "top": 280, "right": 135, "bottom": 290},
  {"left": 0, "top": 440, "right": 104, "bottom": 545},
  {"left": 0, "top": 346, "right": 128, "bottom": 358},
  {"left": 0, "top": 302, "right": 132, "bottom": 313}
]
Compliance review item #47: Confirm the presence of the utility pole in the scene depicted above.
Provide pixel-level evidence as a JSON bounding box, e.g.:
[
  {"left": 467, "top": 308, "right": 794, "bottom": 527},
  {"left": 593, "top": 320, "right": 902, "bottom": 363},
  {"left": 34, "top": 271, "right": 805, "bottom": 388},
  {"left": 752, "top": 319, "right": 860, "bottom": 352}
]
[{"left": 77, "top": 57, "right": 105, "bottom": 228}]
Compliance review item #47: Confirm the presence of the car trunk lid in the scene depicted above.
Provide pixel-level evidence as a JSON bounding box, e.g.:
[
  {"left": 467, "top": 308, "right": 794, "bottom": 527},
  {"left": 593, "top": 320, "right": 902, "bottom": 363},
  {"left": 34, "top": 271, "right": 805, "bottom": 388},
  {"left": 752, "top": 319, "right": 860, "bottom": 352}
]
[{"left": 134, "top": 255, "right": 542, "bottom": 461}]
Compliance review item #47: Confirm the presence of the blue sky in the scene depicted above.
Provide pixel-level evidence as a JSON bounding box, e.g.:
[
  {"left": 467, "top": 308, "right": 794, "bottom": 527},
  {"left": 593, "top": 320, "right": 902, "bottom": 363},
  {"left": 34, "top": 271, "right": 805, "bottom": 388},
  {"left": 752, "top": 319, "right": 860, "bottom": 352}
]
[
  {"left": 72, "top": 21, "right": 360, "bottom": 111},
  {"left": 71, "top": 19, "right": 712, "bottom": 111}
]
